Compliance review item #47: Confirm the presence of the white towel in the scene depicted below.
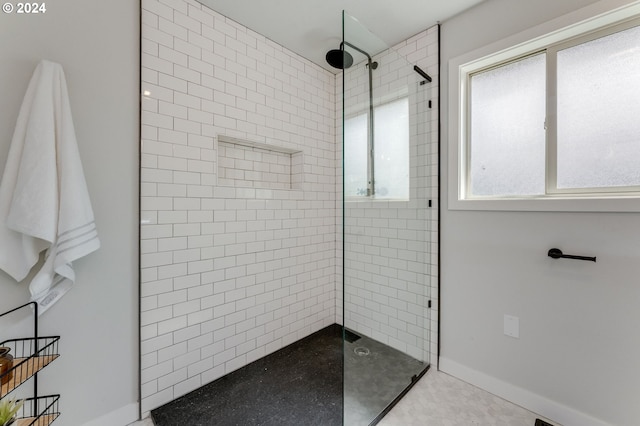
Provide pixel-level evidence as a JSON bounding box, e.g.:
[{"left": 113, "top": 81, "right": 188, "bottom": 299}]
[{"left": 0, "top": 60, "right": 100, "bottom": 314}]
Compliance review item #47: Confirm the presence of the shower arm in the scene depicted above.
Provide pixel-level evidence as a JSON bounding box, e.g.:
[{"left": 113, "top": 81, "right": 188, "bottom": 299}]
[
  {"left": 340, "top": 41, "right": 376, "bottom": 196},
  {"left": 340, "top": 41, "right": 374, "bottom": 66}
]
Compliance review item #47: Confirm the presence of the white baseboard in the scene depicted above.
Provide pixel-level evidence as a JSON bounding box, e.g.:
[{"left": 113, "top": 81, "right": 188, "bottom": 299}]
[
  {"left": 439, "top": 357, "right": 610, "bottom": 426},
  {"left": 83, "top": 403, "right": 139, "bottom": 426}
]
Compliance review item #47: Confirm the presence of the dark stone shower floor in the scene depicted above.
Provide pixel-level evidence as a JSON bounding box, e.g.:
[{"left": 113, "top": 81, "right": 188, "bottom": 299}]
[
  {"left": 151, "top": 324, "right": 343, "bottom": 426},
  {"left": 150, "top": 323, "right": 427, "bottom": 426}
]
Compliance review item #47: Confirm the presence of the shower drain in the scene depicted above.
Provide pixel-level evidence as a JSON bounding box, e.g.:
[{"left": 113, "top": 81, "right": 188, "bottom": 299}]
[{"left": 354, "top": 347, "right": 370, "bottom": 356}]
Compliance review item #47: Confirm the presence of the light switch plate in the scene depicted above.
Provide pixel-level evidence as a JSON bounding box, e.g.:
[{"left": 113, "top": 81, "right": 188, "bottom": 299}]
[{"left": 504, "top": 314, "right": 520, "bottom": 338}]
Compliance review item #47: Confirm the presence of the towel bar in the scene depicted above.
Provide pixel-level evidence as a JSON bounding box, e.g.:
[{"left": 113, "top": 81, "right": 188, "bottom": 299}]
[{"left": 548, "top": 248, "right": 596, "bottom": 262}]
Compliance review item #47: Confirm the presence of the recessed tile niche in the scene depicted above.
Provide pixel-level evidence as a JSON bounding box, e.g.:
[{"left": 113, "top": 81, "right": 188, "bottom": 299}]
[{"left": 216, "top": 135, "right": 303, "bottom": 190}]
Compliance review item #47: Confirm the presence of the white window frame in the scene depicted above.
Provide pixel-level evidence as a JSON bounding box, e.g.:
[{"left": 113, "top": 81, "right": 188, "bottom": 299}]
[{"left": 448, "top": 0, "right": 640, "bottom": 212}]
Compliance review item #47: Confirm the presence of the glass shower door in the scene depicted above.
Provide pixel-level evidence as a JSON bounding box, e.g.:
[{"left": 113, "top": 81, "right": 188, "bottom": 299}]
[{"left": 341, "top": 10, "right": 432, "bottom": 426}]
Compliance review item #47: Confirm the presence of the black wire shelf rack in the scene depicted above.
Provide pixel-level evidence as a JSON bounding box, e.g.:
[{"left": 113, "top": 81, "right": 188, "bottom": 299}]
[
  {"left": 0, "top": 336, "right": 60, "bottom": 399},
  {"left": 1, "top": 302, "right": 61, "bottom": 426}
]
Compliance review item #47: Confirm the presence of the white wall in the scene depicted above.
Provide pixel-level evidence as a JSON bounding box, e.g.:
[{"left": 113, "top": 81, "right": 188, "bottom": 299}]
[
  {"left": 0, "top": 1, "right": 139, "bottom": 425},
  {"left": 440, "top": 1, "right": 640, "bottom": 425},
  {"left": 140, "top": 0, "right": 337, "bottom": 413}
]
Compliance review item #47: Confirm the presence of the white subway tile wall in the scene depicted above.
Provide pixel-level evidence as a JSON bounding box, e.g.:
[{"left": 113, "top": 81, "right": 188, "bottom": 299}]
[
  {"left": 141, "top": 0, "right": 439, "bottom": 414},
  {"left": 217, "top": 141, "right": 301, "bottom": 190},
  {"left": 141, "top": 0, "right": 337, "bottom": 413}
]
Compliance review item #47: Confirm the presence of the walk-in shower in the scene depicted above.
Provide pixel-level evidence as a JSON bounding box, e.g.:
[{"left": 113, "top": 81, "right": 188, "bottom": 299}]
[
  {"left": 339, "top": 10, "right": 433, "bottom": 425},
  {"left": 141, "top": 1, "right": 437, "bottom": 424}
]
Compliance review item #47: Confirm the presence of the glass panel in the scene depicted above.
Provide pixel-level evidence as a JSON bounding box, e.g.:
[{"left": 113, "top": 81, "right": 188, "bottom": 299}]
[
  {"left": 469, "top": 53, "right": 546, "bottom": 196},
  {"left": 342, "top": 10, "right": 430, "bottom": 426},
  {"left": 374, "top": 98, "right": 410, "bottom": 199},
  {"left": 557, "top": 24, "right": 640, "bottom": 189}
]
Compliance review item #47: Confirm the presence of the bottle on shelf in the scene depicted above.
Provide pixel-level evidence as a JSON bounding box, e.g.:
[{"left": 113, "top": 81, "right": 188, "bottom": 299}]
[{"left": 0, "top": 347, "right": 13, "bottom": 385}]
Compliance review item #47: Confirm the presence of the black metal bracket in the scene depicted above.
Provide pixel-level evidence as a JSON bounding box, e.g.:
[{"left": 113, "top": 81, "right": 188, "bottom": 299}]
[
  {"left": 413, "top": 65, "right": 432, "bottom": 83},
  {"left": 548, "top": 248, "right": 596, "bottom": 262}
]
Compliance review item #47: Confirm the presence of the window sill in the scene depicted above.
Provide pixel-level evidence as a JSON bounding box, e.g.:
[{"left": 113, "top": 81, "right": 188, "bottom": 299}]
[
  {"left": 448, "top": 195, "right": 640, "bottom": 213},
  {"left": 345, "top": 197, "right": 410, "bottom": 203}
]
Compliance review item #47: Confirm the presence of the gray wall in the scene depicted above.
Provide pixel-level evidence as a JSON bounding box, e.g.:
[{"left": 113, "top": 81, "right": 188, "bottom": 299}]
[
  {"left": 0, "top": 1, "right": 139, "bottom": 425},
  {"left": 440, "top": 0, "right": 640, "bottom": 425}
]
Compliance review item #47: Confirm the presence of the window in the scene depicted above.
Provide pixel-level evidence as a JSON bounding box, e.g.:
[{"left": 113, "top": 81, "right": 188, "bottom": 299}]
[
  {"left": 344, "top": 98, "right": 410, "bottom": 200},
  {"left": 458, "top": 14, "right": 640, "bottom": 207},
  {"left": 469, "top": 53, "right": 546, "bottom": 197},
  {"left": 344, "top": 113, "right": 368, "bottom": 197},
  {"left": 553, "top": 24, "right": 640, "bottom": 192}
]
